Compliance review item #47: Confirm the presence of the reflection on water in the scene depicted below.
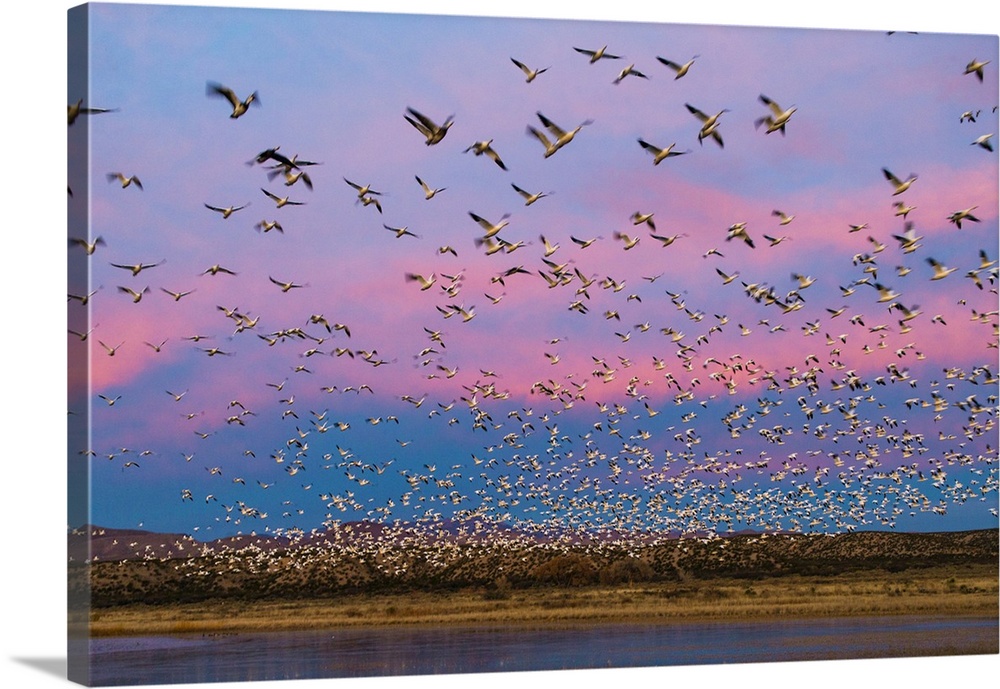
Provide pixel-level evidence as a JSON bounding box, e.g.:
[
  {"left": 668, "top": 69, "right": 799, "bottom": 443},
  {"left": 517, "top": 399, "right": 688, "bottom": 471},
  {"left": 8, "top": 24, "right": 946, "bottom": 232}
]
[{"left": 88, "top": 616, "right": 998, "bottom": 686}]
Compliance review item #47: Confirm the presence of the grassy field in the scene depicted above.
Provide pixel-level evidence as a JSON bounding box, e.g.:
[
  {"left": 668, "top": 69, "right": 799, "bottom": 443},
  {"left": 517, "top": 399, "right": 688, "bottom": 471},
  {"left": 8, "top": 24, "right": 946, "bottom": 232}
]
[{"left": 87, "top": 563, "right": 999, "bottom": 636}]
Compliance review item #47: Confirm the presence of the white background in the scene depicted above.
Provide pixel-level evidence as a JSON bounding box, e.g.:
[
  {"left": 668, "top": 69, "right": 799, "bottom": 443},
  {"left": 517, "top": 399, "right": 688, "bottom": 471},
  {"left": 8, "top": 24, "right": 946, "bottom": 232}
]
[{"left": 1, "top": 1, "right": 997, "bottom": 688}]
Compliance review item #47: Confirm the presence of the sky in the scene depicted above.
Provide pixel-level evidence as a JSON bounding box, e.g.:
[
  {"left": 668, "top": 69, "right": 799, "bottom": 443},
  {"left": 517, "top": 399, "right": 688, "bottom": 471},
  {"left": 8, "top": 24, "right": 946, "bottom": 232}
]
[
  {"left": 0, "top": 3, "right": 996, "bottom": 689},
  {"left": 64, "top": 1, "right": 1000, "bottom": 540}
]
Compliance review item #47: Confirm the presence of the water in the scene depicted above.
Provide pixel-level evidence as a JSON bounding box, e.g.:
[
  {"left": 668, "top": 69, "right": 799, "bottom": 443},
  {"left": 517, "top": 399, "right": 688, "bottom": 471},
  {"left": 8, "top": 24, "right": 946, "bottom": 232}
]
[{"left": 87, "top": 616, "right": 998, "bottom": 686}]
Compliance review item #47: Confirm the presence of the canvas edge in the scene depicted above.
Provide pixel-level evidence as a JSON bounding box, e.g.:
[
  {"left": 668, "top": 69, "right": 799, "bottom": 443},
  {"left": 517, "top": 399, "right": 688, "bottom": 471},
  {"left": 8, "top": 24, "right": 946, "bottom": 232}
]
[{"left": 67, "top": 3, "right": 94, "bottom": 686}]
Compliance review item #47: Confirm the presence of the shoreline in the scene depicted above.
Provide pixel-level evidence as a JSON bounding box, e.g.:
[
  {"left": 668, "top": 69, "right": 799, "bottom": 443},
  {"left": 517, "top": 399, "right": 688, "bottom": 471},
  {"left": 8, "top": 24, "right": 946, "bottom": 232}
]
[{"left": 86, "top": 564, "right": 1000, "bottom": 637}]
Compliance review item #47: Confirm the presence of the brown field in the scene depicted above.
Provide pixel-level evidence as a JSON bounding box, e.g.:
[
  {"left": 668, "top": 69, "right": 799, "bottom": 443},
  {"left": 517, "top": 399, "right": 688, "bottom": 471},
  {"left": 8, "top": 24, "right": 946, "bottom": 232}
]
[{"left": 87, "top": 563, "right": 998, "bottom": 637}]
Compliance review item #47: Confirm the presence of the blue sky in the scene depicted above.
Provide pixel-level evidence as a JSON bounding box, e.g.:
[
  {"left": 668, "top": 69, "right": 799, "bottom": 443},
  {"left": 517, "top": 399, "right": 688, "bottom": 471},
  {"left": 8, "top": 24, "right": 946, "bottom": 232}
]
[{"left": 60, "top": 1, "right": 1000, "bottom": 538}]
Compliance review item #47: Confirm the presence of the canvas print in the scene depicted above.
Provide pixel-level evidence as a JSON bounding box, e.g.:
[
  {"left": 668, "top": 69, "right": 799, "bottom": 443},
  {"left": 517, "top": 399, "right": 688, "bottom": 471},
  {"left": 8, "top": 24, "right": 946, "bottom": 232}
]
[{"left": 68, "top": 2, "right": 999, "bottom": 686}]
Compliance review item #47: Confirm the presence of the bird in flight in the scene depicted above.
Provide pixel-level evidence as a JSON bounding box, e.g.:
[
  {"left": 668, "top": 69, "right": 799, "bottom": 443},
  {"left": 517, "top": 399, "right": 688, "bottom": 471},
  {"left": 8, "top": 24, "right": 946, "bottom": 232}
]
[
  {"left": 964, "top": 58, "right": 990, "bottom": 82},
  {"left": 110, "top": 259, "right": 164, "bottom": 276},
  {"left": 344, "top": 178, "right": 383, "bottom": 198},
  {"left": 573, "top": 45, "right": 622, "bottom": 63},
  {"left": 205, "top": 202, "right": 249, "bottom": 219},
  {"left": 511, "top": 183, "right": 549, "bottom": 205},
  {"left": 527, "top": 111, "right": 592, "bottom": 158},
  {"left": 118, "top": 285, "right": 151, "bottom": 303},
  {"left": 971, "top": 133, "right": 994, "bottom": 152},
  {"left": 754, "top": 94, "right": 796, "bottom": 135},
  {"left": 948, "top": 206, "right": 980, "bottom": 229},
  {"left": 107, "top": 172, "right": 143, "bottom": 190},
  {"left": 68, "top": 99, "right": 117, "bottom": 126},
  {"left": 464, "top": 140, "right": 508, "bottom": 170},
  {"left": 404, "top": 107, "right": 454, "bottom": 145},
  {"left": 882, "top": 168, "right": 918, "bottom": 195},
  {"left": 415, "top": 175, "right": 446, "bottom": 200},
  {"left": 637, "top": 139, "right": 689, "bottom": 165},
  {"left": 206, "top": 81, "right": 259, "bottom": 118},
  {"left": 685, "top": 103, "right": 728, "bottom": 148},
  {"left": 656, "top": 55, "right": 698, "bottom": 79},
  {"left": 202, "top": 264, "right": 238, "bottom": 276},
  {"left": 69, "top": 236, "right": 106, "bottom": 255},
  {"left": 511, "top": 57, "right": 548, "bottom": 82},
  {"left": 261, "top": 187, "right": 305, "bottom": 208},
  {"left": 613, "top": 63, "right": 648, "bottom": 84},
  {"left": 269, "top": 276, "right": 308, "bottom": 292}
]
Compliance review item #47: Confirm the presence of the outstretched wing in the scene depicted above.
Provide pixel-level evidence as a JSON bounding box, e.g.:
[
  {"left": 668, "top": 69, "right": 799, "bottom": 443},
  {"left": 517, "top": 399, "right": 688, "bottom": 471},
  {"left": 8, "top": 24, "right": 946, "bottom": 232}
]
[
  {"left": 536, "top": 112, "right": 567, "bottom": 138},
  {"left": 206, "top": 82, "right": 240, "bottom": 108}
]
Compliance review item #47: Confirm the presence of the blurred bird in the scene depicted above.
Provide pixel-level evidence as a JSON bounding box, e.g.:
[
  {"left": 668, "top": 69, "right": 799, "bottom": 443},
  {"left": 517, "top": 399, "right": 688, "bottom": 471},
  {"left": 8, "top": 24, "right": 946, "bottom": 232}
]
[
  {"left": 964, "top": 58, "right": 990, "bottom": 81},
  {"left": 404, "top": 107, "right": 453, "bottom": 145},
  {"left": 68, "top": 99, "right": 117, "bottom": 125},
  {"left": 527, "top": 111, "right": 592, "bottom": 158},
  {"left": 206, "top": 81, "right": 259, "bottom": 118},
  {"left": 511, "top": 57, "right": 548, "bottom": 82},
  {"left": 754, "top": 94, "right": 796, "bottom": 135},
  {"left": 882, "top": 168, "right": 918, "bottom": 195},
  {"left": 107, "top": 172, "right": 143, "bottom": 190},
  {"left": 656, "top": 55, "right": 698, "bottom": 79},
  {"left": 637, "top": 139, "right": 689, "bottom": 165},
  {"left": 464, "top": 139, "right": 508, "bottom": 170},
  {"left": 573, "top": 45, "right": 622, "bottom": 63}
]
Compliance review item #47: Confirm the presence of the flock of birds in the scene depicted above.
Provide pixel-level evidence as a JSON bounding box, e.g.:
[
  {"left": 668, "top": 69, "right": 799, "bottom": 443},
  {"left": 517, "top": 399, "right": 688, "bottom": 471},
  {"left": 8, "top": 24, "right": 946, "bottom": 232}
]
[{"left": 68, "top": 27, "right": 999, "bottom": 558}]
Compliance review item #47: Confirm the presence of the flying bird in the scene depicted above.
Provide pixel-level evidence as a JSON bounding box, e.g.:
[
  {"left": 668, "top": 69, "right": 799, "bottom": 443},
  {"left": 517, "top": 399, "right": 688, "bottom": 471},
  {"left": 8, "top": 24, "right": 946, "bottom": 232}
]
[
  {"left": 106, "top": 172, "right": 143, "bottom": 190},
  {"left": 69, "top": 236, "right": 106, "bottom": 255},
  {"left": 469, "top": 211, "right": 510, "bottom": 238},
  {"left": 527, "top": 111, "right": 592, "bottom": 158},
  {"left": 206, "top": 81, "right": 259, "bottom": 118},
  {"left": 964, "top": 58, "right": 990, "bottom": 81},
  {"left": 415, "top": 175, "right": 446, "bottom": 200},
  {"left": 68, "top": 99, "right": 117, "bottom": 125},
  {"left": 656, "top": 55, "right": 698, "bottom": 79},
  {"left": 754, "top": 94, "right": 796, "bottom": 135},
  {"left": 344, "top": 178, "right": 383, "bottom": 198},
  {"left": 511, "top": 57, "right": 548, "bottom": 82},
  {"left": 947, "top": 206, "right": 980, "bottom": 229},
  {"left": 882, "top": 168, "right": 918, "bottom": 195},
  {"left": 110, "top": 259, "right": 164, "bottom": 276},
  {"left": 205, "top": 202, "right": 249, "bottom": 218},
  {"left": 511, "top": 183, "right": 549, "bottom": 205},
  {"left": 725, "top": 222, "right": 755, "bottom": 248},
  {"left": 117, "top": 285, "right": 151, "bottom": 303},
  {"left": 573, "top": 45, "right": 622, "bottom": 63},
  {"left": 404, "top": 107, "right": 454, "bottom": 145},
  {"left": 261, "top": 187, "right": 305, "bottom": 208},
  {"left": 637, "top": 139, "right": 689, "bottom": 165},
  {"left": 269, "top": 276, "right": 308, "bottom": 292},
  {"left": 685, "top": 103, "right": 727, "bottom": 148},
  {"left": 971, "top": 133, "right": 994, "bottom": 152},
  {"left": 464, "top": 140, "right": 507, "bottom": 170},
  {"left": 613, "top": 63, "right": 648, "bottom": 84}
]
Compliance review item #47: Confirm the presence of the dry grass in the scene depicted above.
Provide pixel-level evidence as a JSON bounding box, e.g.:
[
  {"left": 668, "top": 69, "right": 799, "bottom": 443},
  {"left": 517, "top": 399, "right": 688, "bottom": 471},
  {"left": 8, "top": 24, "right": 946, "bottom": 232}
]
[{"left": 89, "top": 563, "right": 998, "bottom": 636}]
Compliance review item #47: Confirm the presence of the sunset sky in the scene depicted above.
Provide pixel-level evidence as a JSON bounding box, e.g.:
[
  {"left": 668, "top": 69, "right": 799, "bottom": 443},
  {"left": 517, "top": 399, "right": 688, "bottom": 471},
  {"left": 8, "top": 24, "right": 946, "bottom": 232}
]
[{"left": 66, "top": 1, "right": 998, "bottom": 538}]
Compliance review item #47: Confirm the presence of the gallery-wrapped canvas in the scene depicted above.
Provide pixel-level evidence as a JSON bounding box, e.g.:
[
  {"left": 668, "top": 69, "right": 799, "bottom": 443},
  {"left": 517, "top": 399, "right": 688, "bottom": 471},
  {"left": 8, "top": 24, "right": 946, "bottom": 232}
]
[{"left": 68, "top": 2, "right": 998, "bottom": 686}]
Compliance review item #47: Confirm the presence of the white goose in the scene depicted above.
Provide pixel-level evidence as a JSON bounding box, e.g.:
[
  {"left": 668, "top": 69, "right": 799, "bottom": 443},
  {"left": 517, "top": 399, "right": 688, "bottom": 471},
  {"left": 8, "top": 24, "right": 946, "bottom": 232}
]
[
  {"left": 206, "top": 82, "right": 259, "bottom": 118},
  {"left": 527, "top": 111, "right": 592, "bottom": 158}
]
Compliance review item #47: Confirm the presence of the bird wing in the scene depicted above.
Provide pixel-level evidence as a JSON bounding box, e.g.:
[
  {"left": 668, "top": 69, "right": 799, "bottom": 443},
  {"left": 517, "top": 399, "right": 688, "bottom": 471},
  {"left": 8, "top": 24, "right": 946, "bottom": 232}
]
[
  {"left": 404, "top": 114, "right": 430, "bottom": 137},
  {"left": 637, "top": 138, "right": 661, "bottom": 155},
  {"left": 511, "top": 57, "right": 531, "bottom": 74},
  {"left": 527, "top": 125, "right": 552, "bottom": 149},
  {"left": 207, "top": 82, "right": 240, "bottom": 108},
  {"left": 685, "top": 103, "right": 708, "bottom": 122},
  {"left": 536, "top": 112, "right": 567, "bottom": 138},
  {"left": 759, "top": 94, "right": 784, "bottom": 116},
  {"left": 882, "top": 168, "right": 902, "bottom": 186},
  {"left": 405, "top": 107, "right": 439, "bottom": 133}
]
